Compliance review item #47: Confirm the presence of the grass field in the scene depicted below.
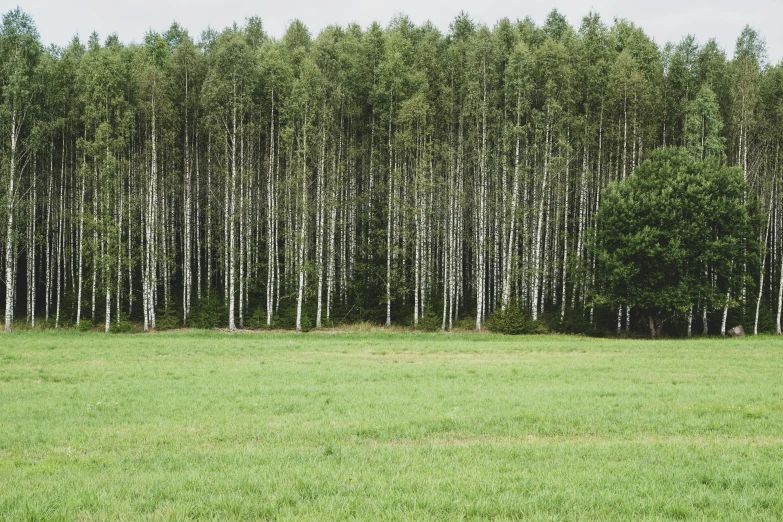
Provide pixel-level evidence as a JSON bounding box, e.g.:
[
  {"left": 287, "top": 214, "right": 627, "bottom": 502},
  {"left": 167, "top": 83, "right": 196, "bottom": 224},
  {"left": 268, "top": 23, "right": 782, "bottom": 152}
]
[{"left": 1, "top": 330, "right": 782, "bottom": 521}]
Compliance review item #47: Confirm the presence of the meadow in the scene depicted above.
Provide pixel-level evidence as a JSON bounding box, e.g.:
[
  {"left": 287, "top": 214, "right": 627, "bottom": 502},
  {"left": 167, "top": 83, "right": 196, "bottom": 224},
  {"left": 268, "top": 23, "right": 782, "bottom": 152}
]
[{"left": 1, "top": 330, "right": 782, "bottom": 520}]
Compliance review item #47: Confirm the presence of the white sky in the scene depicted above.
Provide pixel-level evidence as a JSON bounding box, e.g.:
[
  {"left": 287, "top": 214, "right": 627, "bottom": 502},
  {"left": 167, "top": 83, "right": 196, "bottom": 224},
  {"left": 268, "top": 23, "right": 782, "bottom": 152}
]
[{"left": 14, "top": 0, "right": 783, "bottom": 64}]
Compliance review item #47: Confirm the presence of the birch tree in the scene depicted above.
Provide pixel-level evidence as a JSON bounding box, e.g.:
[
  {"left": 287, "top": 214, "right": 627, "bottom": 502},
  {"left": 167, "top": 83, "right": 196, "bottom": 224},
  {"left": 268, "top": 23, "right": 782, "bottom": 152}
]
[{"left": 0, "top": 9, "right": 40, "bottom": 332}]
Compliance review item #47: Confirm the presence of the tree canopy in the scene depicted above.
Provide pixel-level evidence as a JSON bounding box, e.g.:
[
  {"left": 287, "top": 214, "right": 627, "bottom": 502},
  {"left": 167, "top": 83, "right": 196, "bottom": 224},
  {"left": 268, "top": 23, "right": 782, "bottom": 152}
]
[
  {"left": 0, "top": 8, "right": 781, "bottom": 337},
  {"left": 593, "top": 148, "right": 760, "bottom": 337}
]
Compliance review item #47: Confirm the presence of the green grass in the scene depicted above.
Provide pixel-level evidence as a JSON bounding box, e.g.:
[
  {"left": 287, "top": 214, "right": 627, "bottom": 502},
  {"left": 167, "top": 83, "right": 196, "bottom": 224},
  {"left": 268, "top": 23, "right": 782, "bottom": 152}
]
[{"left": 1, "top": 331, "right": 782, "bottom": 521}]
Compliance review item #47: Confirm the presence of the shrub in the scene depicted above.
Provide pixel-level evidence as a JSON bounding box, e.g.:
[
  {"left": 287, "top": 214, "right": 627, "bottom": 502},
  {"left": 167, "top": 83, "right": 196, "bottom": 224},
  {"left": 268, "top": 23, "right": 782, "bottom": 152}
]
[
  {"left": 155, "top": 311, "right": 180, "bottom": 330},
  {"left": 271, "top": 297, "right": 314, "bottom": 331},
  {"left": 453, "top": 316, "right": 476, "bottom": 331},
  {"left": 189, "top": 296, "right": 227, "bottom": 329},
  {"left": 486, "top": 305, "right": 546, "bottom": 335},
  {"left": 319, "top": 317, "right": 334, "bottom": 329},
  {"left": 245, "top": 307, "right": 268, "bottom": 329},
  {"left": 557, "top": 308, "right": 592, "bottom": 334},
  {"left": 76, "top": 319, "right": 94, "bottom": 332},
  {"left": 416, "top": 307, "right": 442, "bottom": 332},
  {"left": 110, "top": 314, "right": 136, "bottom": 333}
]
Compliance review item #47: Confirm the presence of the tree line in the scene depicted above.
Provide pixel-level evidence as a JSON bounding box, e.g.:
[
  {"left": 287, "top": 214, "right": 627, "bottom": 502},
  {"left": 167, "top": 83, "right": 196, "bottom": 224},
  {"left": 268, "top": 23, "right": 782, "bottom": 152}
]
[{"left": 0, "top": 8, "right": 780, "bottom": 334}]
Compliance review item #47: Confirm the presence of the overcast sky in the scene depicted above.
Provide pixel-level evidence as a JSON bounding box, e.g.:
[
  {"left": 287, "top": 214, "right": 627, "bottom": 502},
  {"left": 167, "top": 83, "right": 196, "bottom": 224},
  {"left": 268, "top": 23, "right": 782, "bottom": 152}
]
[{"left": 14, "top": 0, "right": 783, "bottom": 64}]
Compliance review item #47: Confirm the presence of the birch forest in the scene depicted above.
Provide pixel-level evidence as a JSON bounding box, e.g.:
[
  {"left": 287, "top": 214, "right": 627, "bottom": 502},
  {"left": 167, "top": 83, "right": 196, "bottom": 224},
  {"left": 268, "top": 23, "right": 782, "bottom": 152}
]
[{"left": 1, "top": 8, "right": 780, "bottom": 334}]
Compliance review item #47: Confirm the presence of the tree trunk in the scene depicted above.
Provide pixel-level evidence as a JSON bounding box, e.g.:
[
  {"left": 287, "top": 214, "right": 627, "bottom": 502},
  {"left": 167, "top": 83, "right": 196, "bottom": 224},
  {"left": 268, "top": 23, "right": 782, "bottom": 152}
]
[
  {"left": 532, "top": 112, "right": 551, "bottom": 322},
  {"left": 476, "top": 60, "right": 488, "bottom": 331},
  {"left": 315, "top": 129, "right": 326, "bottom": 328},
  {"left": 648, "top": 313, "right": 662, "bottom": 339},
  {"left": 386, "top": 103, "right": 393, "bottom": 327},
  {"left": 295, "top": 106, "right": 308, "bottom": 333},
  {"left": 183, "top": 68, "right": 192, "bottom": 325},
  {"left": 77, "top": 168, "right": 86, "bottom": 327},
  {"left": 267, "top": 91, "right": 276, "bottom": 326},
  {"left": 5, "top": 112, "right": 17, "bottom": 333},
  {"left": 228, "top": 81, "right": 238, "bottom": 332}
]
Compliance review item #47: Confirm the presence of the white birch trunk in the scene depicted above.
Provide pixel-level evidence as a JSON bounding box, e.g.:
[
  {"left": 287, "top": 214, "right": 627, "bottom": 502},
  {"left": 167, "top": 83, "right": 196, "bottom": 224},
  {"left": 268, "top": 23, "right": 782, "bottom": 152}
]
[
  {"left": 531, "top": 112, "right": 551, "bottom": 322},
  {"left": 295, "top": 107, "right": 308, "bottom": 332},
  {"left": 267, "top": 91, "right": 276, "bottom": 326},
  {"left": 560, "top": 138, "right": 570, "bottom": 322},
  {"left": 476, "top": 61, "right": 488, "bottom": 330},
  {"left": 755, "top": 195, "right": 773, "bottom": 335},
  {"left": 228, "top": 82, "right": 238, "bottom": 331},
  {"left": 722, "top": 291, "right": 730, "bottom": 336},
  {"left": 30, "top": 161, "right": 36, "bottom": 327},
  {"left": 315, "top": 129, "right": 326, "bottom": 328},
  {"left": 502, "top": 114, "right": 521, "bottom": 310},
  {"left": 76, "top": 170, "right": 86, "bottom": 327},
  {"left": 386, "top": 107, "right": 393, "bottom": 327},
  {"left": 776, "top": 253, "right": 783, "bottom": 334},
  {"left": 183, "top": 69, "right": 192, "bottom": 324},
  {"left": 239, "top": 125, "right": 245, "bottom": 329},
  {"left": 91, "top": 168, "right": 98, "bottom": 321}
]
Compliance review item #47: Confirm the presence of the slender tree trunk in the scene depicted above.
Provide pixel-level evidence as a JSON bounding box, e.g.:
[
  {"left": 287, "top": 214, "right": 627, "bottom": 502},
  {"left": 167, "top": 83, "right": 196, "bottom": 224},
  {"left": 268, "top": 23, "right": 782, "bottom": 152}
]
[
  {"left": 238, "top": 124, "right": 245, "bottom": 329},
  {"left": 703, "top": 304, "right": 709, "bottom": 335},
  {"left": 326, "top": 130, "right": 339, "bottom": 322},
  {"left": 386, "top": 103, "right": 393, "bottom": 327},
  {"left": 315, "top": 129, "right": 326, "bottom": 329},
  {"left": 756, "top": 196, "right": 773, "bottom": 334},
  {"left": 776, "top": 253, "right": 783, "bottom": 334},
  {"left": 183, "top": 69, "right": 192, "bottom": 325},
  {"left": 56, "top": 139, "right": 65, "bottom": 328},
  {"left": 266, "top": 91, "right": 276, "bottom": 326},
  {"left": 722, "top": 291, "right": 730, "bottom": 336},
  {"left": 4, "top": 113, "right": 17, "bottom": 332},
  {"left": 476, "top": 60, "right": 488, "bottom": 331},
  {"left": 207, "top": 135, "right": 213, "bottom": 298},
  {"left": 76, "top": 169, "right": 85, "bottom": 327},
  {"left": 502, "top": 98, "right": 521, "bottom": 310},
  {"left": 117, "top": 183, "right": 123, "bottom": 325},
  {"left": 91, "top": 166, "right": 98, "bottom": 321},
  {"left": 722, "top": 265, "right": 733, "bottom": 336},
  {"left": 144, "top": 92, "right": 159, "bottom": 332},
  {"left": 532, "top": 112, "right": 551, "bottom": 322},
  {"left": 30, "top": 159, "right": 37, "bottom": 327},
  {"left": 560, "top": 134, "right": 570, "bottom": 322},
  {"left": 296, "top": 106, "right": 308, "bottom": 333},
  {"left": 228, "top": 82, "right": 238, "bottom": 332}
]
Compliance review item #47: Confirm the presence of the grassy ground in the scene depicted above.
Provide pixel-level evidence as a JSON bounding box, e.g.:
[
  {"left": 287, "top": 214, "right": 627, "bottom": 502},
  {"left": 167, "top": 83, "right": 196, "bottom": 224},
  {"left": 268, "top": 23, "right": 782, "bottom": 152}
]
[{"left": 0, "top": 331, "right": 782, "bottom": 521}]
